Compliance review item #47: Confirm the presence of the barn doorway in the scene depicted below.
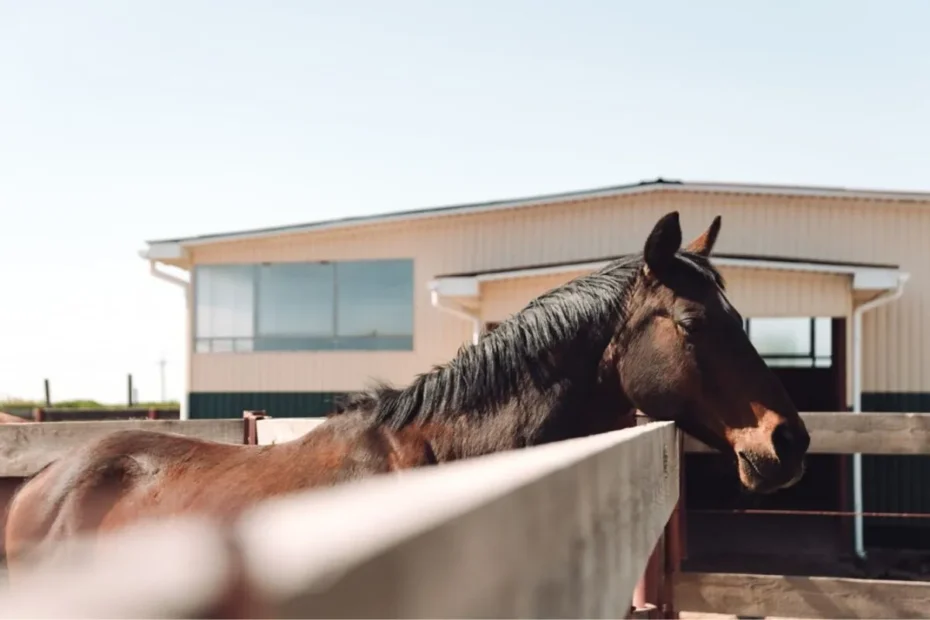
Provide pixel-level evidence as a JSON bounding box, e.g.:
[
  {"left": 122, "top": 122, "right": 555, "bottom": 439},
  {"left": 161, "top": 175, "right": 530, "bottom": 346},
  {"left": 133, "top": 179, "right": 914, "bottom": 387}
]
[{"left": 682, "top": 316, "right": 850, "bottom": 576}]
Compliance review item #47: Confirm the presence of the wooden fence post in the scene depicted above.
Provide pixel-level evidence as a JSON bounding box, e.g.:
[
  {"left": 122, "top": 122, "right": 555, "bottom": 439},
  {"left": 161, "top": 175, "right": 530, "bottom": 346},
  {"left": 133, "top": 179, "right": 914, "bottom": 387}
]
[{"left": 242, "top": 410, "right": 268, "bottom": 445}]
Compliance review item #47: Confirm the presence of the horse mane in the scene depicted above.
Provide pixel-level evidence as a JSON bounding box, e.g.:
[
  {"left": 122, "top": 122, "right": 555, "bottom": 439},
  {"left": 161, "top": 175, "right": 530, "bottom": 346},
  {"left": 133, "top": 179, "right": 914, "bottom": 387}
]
[
  {"left": 334, "top": 251, "right": 725, "bottom": 430},
  {"left": 335, "top": 255, "right": 636, "bottom": 429}
]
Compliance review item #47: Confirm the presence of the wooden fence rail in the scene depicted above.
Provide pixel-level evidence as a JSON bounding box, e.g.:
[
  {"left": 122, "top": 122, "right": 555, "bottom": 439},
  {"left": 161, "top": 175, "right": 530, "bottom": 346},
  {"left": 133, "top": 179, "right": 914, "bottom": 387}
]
[
  {"left": 257, "top": 411, "right": 930, "bottom": 456},
  {"left": 677, "top": 411, "right": 930, "bottom": 455},
  {"left": 675, "top": 572, "right": 930, "bottom": 619},
  {"left": 0, "top": 422, "right": 679, "bottom": 619},
  {"left": 3, "top": 412, "right": 930, "bottom": 618},
  {"left": 2, "top": 410, "right": 929, "bottom": 478},
  {"left": 0, "top": 419, "right": 244, "bottom": 477}
]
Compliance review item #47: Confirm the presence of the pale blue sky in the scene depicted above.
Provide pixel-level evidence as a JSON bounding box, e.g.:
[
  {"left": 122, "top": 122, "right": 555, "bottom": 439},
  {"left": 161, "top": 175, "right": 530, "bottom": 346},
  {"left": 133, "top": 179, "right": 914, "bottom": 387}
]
[{"left": 2, "top": 0, "right": 928, "bottom": 403}]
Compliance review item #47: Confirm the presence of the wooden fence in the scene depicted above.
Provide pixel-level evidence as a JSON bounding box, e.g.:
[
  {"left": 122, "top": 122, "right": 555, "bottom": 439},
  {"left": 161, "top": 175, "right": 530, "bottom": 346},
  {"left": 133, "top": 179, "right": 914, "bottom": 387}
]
[
  {"left": 0, "top": 412, "right": 929, "bottom": 617},
  {"left": 0, "top": 420, "right": 679, "bottom": 618}
]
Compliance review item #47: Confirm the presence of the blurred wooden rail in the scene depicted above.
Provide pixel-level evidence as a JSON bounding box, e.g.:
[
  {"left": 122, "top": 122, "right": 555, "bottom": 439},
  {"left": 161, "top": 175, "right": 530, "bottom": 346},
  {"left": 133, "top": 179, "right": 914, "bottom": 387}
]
[
  {"left": 0, "top": 422, "right": 679, "bottom": 619},
  {"left": 3, "top": 413, "right": 930, "bottom": 618}
]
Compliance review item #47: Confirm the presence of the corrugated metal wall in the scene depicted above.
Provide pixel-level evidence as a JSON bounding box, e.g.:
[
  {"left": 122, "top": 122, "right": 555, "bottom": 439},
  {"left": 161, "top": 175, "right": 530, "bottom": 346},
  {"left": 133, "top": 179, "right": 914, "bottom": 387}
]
[
  {"left": 480, "top": 266, "right": 852, "bottom": 322},
  {"left": 186, "top": 190, "right": 930, "bottom": 396},
  {"left": 860, "top": 393, "right": 930, "bottom": 547}
]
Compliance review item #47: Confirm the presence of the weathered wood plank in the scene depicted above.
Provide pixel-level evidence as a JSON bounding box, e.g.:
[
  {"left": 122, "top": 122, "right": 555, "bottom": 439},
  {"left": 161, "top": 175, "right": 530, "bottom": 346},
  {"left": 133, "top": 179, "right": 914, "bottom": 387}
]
[
  {"left": 237, "top": 421, "right": 680, "bottom": 618},
  {"left": 0, "top": 422, "right": 680, "bottom": 619},
  {"left": 255, "top": 417, "right": 326, "bottom": 445},
  {"left": 675, "top": 571, "right": 930, "bottom": 619},
  {"left": 0, "top": 518, "right": 246, "bottom": 619},
  {"left": 0, "top": 419, "right": 245, "bottom": 477},
  {"left": 637, "top": 412, "right": 930, "bottom": 455}
]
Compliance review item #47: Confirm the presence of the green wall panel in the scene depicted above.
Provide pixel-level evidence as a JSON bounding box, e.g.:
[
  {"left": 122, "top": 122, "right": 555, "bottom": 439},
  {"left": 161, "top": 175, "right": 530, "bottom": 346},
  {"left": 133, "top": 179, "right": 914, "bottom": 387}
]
[
  {"left": 188, "top": 392, "right": 349, "bottom": 419},
  {"left": 861, "top": 392, "right": 930, "bottom": 549}
]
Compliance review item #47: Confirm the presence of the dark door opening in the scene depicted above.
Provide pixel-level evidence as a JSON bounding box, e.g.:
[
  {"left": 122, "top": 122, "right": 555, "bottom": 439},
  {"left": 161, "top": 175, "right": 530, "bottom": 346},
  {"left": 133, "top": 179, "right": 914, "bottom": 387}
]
[{"left": 682, "top": 317, "right": 849, "bottom": 576}]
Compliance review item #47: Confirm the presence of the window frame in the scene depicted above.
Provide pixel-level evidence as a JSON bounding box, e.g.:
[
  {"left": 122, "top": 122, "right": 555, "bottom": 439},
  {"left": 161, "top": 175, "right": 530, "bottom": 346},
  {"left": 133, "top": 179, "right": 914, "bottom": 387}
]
[
  {"left": 743, "top": 317, "right": 833, "bottom": 369},
  {"left": 192, "top": 259, "right": 416, "bottom": 354}
]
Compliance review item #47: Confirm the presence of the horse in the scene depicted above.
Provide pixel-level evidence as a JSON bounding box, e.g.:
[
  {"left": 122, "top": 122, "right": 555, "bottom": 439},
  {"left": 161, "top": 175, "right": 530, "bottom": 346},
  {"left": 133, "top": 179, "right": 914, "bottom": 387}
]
[
  {"left": 4, "top": 211, "right": 810, "bottom": 580},
  {"left": 0, "top": 412, "right": 27, "bottom": 424}
]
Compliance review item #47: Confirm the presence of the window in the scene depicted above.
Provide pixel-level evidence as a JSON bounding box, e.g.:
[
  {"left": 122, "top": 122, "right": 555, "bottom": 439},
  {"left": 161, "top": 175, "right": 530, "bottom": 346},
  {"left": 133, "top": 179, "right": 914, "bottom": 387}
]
[
  {"left": 335, "top": 260, "right": 414, "bottom": 350},
  {"left": 745, "top": 317, "right": 833, "bottom": 368},
  {"left": 194, "top": 264, "right": 255, "bottom": 353},
  {"left": 193, "top": 259, "right": 414, "bottom": 352},
  {"left": 256, "top": 263, "right": 336, "bottom": 351}
]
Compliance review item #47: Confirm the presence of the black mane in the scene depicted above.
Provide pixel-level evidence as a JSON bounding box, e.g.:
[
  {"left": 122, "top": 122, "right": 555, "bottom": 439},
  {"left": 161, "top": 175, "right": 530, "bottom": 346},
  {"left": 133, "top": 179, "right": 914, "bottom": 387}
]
[{"left": 335, "top": 251, "right": 725, "bottom": 430}]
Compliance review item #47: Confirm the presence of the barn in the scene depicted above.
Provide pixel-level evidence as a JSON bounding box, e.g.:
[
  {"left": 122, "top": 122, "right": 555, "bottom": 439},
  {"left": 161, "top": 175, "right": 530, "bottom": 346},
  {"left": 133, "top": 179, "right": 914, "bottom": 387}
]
[{"left": 142, "top": 177, "right": 930, "bottom": 563}]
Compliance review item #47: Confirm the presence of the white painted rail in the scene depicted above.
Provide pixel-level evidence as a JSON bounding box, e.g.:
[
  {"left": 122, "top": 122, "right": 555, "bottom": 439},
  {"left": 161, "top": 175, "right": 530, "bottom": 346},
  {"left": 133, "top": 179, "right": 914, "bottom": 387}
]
[
  {"left": 0, "top": 421, "right": 680, "bottom": 619},
  {"left": 255, "top": 417, "right": 326, "bottom": 445}
]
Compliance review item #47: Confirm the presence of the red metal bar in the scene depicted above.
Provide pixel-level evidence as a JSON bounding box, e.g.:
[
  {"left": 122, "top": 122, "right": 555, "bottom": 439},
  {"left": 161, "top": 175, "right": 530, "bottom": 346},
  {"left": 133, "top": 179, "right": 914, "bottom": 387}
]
[
  {"left": 688, "top": 507, "right": 930, "bottom": 519},
  {"left": 32, "top": 407, "right": 44, "bottom": 422},
  {"left": 147, "top": 407, "right": 158, "bottom": 421},
  {"left": 660, "top": 432, "right": 685, "bottom": 619},
  {"left": 678, "top": 433, "right": 687, "bottom": 562},
  {"left": 631, "top": 539, "right": 662, "bottom": 618},
  {"left": 632, "top": 420, "right": 685, "bottom": 619},
  {"left": 838, "top": 453, "right": 851, "bottom": 549},
  {"left": 660, "top": 510, "right": 680, "bottom": 619}
]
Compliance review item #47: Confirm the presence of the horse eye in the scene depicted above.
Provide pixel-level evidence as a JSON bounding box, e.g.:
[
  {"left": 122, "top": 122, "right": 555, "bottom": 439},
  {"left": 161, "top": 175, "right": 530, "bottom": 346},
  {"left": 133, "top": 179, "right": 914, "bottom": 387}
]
[{"left": 679, "top": 317, "right": 703, "bottom": 333}]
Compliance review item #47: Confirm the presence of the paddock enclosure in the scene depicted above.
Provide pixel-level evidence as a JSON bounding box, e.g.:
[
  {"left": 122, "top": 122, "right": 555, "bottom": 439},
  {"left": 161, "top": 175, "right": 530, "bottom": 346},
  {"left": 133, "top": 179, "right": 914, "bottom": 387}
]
[
  {"left": 1, "top": 411, "right": 930, "bottom": 618},
  {"left": 145, "top": 180, "right": 930, "bottom": 566}
]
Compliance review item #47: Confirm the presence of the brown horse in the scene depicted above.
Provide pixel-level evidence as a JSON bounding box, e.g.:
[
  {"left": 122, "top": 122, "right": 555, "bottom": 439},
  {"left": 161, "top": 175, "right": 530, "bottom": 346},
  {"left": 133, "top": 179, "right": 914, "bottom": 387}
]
[{"left": 4, "top": 211, "right": 809, "bottom": 579}]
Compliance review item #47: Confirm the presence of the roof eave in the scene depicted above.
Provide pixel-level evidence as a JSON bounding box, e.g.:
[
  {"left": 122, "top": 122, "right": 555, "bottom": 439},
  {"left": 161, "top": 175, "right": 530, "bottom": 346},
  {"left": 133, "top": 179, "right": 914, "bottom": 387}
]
[
  {"left": 142, "top": 179, "right": 930, "bottom": 250},
  {"left": 140, "top": 242, "right": 185, "bottom": 262},
  {"left": 428, "top": 258, "right": 909, "bottom": 297}
]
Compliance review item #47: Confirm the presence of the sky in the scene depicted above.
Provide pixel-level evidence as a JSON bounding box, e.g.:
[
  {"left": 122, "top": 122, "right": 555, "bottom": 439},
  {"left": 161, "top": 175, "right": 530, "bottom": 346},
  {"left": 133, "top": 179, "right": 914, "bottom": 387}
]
[{"left": 1, "top": 0, "right": 929, "bottom": 404}]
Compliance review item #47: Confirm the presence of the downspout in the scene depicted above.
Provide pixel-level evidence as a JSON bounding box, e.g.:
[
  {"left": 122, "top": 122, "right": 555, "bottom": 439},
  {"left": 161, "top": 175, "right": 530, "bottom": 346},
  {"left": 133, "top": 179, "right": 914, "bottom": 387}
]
[
  {"left": 429, "top": 288, "right": 481, "bottom": 345},
  {"left": 149, "top": 260, "right": 189, "bottom": 297},
  {"left": 148, "top": 260, "right": 191, "bottom": 420},
  {"left": 851, "top": 272, "right": 910, "bottom": 561}
]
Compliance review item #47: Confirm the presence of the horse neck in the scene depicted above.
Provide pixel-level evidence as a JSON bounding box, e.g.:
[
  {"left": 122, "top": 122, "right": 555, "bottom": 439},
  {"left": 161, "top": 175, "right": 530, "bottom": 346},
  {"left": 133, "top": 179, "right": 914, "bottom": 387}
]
[
  {"left": 411, "top": 347, "right": 638, "bottom": 462},
  {"left": 368, "top": 267, "right": 643, "bottom": 459}
]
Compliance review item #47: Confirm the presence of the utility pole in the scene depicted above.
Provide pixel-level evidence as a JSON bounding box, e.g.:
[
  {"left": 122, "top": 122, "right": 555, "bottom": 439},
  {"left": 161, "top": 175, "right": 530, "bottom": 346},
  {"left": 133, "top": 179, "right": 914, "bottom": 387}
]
[{"left": 158, "top": 356, "right": 167, "bottom": 403}]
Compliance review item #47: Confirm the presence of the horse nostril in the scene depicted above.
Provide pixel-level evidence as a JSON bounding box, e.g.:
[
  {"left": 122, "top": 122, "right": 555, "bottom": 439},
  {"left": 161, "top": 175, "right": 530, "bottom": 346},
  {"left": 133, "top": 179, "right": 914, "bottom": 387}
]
[{"left": 772, "top": 421, "right": 810, "bottom": 460}]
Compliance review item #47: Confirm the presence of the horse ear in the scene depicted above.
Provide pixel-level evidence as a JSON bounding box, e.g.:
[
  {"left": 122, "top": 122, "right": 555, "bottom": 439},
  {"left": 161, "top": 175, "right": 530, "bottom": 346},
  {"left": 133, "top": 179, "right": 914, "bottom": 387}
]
[
  {"left": 643, "top": 211, "right": 682, "bottom": 276},
  {"left": 685, "top": 215, "right": 722, "bottom": 257}
]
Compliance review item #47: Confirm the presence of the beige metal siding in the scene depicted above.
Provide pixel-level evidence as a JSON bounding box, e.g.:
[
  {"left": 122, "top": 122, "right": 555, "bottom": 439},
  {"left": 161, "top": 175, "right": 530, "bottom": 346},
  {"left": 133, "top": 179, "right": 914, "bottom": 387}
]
[
  {"left": 480, "top": 271, "right": 589, "bottom": 323},
  {"left": 718, "top": 267, "right": 851, "bottom": 318},
  {"left": 480, "top": 267, "right": 851, "bottom": 324},
  {"left": 185, "top": 190, "right": 930, "bottom": 395}
]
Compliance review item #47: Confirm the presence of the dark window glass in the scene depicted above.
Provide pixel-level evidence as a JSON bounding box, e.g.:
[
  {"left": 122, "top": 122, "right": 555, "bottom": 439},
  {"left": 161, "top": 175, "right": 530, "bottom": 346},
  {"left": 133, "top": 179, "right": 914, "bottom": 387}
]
[
  {"left": 257, "top": 263, "right": 335, "bottom": 350},
  {"left": 335, "top": 259, "right": 414, "bottom": 351}
]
